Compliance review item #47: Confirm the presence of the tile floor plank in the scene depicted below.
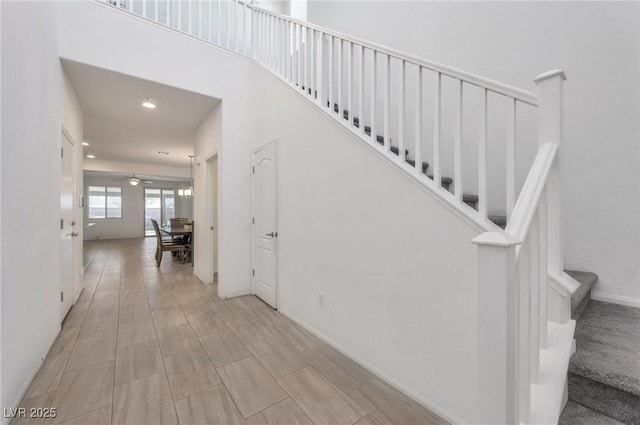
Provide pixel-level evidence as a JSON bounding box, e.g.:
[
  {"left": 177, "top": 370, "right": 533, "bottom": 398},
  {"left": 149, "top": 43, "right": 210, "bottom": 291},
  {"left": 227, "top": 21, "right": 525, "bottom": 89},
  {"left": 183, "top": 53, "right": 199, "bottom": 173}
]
[
  {"left": 117, "top": 318, "right": 156, "bottom": 350},
  {"left": 175, "top": 385, "right": 246, "bottom": 425},
  {"left": 246, "top": 398, "right": 314, "bottom": 425},
  {"left": 348, "top": 378, "right": 449, "bottom": 425},
  {"left": 112, "top": 373, "right": 177, "bottom": 425},
  {"left": 199, "top": 329, "right": 252, "bottom": 367},
  {"left": 57, "top": 406, "right": 111, "bottom": 425},
  {"left": 65, "top": 333, "right": 116, "bottom": 372},
  {"left": 218, "top": 357, "right": 288, "bottom": 418},
  {"left": 278, "top": 366, "right": 366, "bottom": 425},
  {"left": 157, "top": 323, "right": 200, "bottom": 357},
  {"left": 48, "top": 361, "right": 114, "bottom": 424},
  {"left": 247, "top": 338, "right": 308, "bottom": 379},
  {"left": 164, "top": 347, "right": 221, "bottom": 400},
  {"left": 25, "top": 352, "right": 70, "bottom": 398},
  {"left": 115, "top": 340, "right": 164, "bottom": 386}
]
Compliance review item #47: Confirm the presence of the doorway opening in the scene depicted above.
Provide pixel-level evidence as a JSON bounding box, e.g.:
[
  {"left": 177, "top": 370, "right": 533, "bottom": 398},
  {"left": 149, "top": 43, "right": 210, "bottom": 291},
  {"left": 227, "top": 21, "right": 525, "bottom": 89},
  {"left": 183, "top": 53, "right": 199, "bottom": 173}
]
[{"left": 144, "top": 188, "right": 176, "bottom": 236}]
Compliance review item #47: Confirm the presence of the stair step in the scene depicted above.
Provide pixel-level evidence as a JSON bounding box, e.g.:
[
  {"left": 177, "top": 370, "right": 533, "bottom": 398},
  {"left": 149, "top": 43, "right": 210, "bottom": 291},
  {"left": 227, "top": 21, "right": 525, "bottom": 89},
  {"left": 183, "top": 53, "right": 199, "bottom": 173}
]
[
  {"left": 426, "top": 175, "right": 453, "bottom": 191},
  {"left": 463, "top": 194, "right": 478, "bottom": 209},
  {"left": 568, "top": 301, "right": 640, "bottom": 423},
  {"left": 566, "top": 270, "right": 598, "bottom": 319},
  {"left": 488, "top": 215, "right": 506, "bottom": 229},
  {"left": 559, "top": 401, "right": 625, "bottom": 425}
]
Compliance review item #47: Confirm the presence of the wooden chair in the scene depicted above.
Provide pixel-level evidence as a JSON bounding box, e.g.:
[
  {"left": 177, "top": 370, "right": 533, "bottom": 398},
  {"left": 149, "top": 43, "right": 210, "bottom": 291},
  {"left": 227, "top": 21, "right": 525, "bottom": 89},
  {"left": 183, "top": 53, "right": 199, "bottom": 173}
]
[
  {"left": 170, "top": 217, "right": 188, "bottom": 227},
  {"left": 151, "top": 219, "right": 186, "bottom": 267},
  {"left": 184, "top": 222, "right": 194, "bottom": 265}
]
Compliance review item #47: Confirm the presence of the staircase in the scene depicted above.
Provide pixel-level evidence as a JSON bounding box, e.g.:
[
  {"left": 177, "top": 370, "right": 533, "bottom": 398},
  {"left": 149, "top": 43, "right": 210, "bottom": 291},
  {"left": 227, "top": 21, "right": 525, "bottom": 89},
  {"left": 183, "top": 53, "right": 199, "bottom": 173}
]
[
  {"left": 94, "top": 1, "right": 622, "bottom": 423},
  {"left": 559, "top": 271, "right": 640, "bottom": 424}
]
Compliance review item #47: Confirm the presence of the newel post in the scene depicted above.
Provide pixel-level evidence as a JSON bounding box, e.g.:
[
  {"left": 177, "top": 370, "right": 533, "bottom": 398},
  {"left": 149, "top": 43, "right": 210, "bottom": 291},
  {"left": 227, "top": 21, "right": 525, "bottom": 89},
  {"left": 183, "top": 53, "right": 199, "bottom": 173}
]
[
  {"left": 535, "top": 70, "right": 568, "bottom": 322},
  {"left": 472, "top": 231, "right": 521, "bottom": 425}
]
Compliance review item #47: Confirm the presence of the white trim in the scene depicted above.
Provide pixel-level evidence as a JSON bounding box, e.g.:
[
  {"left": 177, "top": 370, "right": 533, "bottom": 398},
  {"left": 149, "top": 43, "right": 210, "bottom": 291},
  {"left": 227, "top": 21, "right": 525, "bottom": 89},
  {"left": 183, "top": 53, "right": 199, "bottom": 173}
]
[
  {"left": 205, "top": 151, "right": 219, "bottom": 286},
  {"left": 277, "top": 309, "right": 467, "bottom": 425},
  {"left": 591, "top": 292, "right": 640, "bottom": 308},
  {"left": 220, "top": 290, "right": 252, "bottom": 299}
]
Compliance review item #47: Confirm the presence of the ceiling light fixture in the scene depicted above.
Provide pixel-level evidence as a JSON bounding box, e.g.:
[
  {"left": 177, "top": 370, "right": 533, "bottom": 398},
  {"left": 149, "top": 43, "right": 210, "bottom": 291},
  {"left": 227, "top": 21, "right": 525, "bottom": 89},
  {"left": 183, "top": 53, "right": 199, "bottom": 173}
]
[
  {"left": 142, "top": 97, "right": 158, "bottom": 109},
  {"left": 179, "top": 155, "right": 195, "bottom": 198},
  {"left": 82, "top": 142, "right": 89, "bottom": 146},
  {"left": 129, "top": 175, "right": 141, "bottom": 186},
  {"left": 86, "top": 154, "right": 95, "bottom": 159}
]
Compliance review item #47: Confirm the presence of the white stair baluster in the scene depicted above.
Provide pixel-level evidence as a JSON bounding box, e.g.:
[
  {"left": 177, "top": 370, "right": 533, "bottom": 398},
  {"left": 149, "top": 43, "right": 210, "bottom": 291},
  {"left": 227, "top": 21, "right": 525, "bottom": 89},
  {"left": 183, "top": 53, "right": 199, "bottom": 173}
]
[
  {"left": 398, "top": 60, "right": 405, "bottom": 160},
  {"left": 454, "top": 80, "right": 463, "bottom": 200},
  {"left": 478, "top": 88, "right": 488, "bottom": 219},
  {"left": 414, "top": 67, "right": 422, "bottom": 176},
  {"left": 433, "top": 72, "right": 442, "bottom": 188},
  {"left": 358, "top": 45, "right": 364, "bottom": 134},
  {"left": 507, "top": 98, "right": 516, "bottom": 220}
]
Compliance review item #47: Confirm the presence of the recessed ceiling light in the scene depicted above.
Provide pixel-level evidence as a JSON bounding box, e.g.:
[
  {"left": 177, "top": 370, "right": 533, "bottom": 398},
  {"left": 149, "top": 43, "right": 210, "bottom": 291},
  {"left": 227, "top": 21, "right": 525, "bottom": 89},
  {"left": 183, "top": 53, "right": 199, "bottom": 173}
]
[
  {"left": 157, "top": 151, "right": 170, "bottom": 155},
  {"left": 142, "top": 97, "right": 158, "bottom": 109},
  {"left": 86, "top": 154, "right": 95, "bottom": 159},
  {"left": 82, "top": 142, "right": 89, "bottom": 146}
]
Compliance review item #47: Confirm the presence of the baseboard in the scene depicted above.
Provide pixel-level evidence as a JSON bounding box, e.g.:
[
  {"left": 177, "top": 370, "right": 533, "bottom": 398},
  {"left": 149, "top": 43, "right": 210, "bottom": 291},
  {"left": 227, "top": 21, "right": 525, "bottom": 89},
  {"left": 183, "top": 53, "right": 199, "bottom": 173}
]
[
  {"left": 219, "top": 290, "right": 252, "bottom": 299},
  {"left": 5, "top": 326, "right": 61, "bottom": 425},
  {"left": 277, "top": 309, "right": 468, "bottom": 425},
  {"left": 591, "top": 291, "right": 640, "bottom": 308},
  {"left": 193, "top": 270, "right": 210, "bottom": 285}
]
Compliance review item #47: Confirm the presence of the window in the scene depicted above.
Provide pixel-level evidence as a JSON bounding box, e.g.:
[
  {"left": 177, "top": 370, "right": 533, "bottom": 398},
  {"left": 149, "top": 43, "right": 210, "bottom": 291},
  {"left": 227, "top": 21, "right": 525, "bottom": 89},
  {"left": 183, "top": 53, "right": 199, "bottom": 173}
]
[
  {"left": 88, "top": 186, "right": 122, "bottom": 218},
  {"left": 144, "top": 188, "right": 175, "bottom": 235}
]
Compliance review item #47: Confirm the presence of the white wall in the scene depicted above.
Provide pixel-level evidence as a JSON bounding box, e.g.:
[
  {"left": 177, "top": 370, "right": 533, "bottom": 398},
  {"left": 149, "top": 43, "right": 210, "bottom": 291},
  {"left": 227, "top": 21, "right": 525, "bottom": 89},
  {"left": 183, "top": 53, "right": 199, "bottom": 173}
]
[
  {"left": 307, "top": 1, "right": 640, "bottom": 304},
  {"left": 83, "top": 174, "right": 145, "bottom": 240},
  {"left": 251, "top": 65, "right": 482, "bottom": 423},
  {"left": 1, "top": 2, "right": 64, "bottom": 418},
  {"left": 58, "top": 1, "right": 256, "bottom": 297}
]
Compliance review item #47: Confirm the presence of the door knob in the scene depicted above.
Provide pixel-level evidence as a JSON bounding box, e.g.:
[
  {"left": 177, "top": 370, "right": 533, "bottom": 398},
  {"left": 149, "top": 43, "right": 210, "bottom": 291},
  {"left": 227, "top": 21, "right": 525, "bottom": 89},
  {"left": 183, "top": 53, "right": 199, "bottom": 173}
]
[{"left": 265, "top": 232, "right": 275, "bottom": 237}]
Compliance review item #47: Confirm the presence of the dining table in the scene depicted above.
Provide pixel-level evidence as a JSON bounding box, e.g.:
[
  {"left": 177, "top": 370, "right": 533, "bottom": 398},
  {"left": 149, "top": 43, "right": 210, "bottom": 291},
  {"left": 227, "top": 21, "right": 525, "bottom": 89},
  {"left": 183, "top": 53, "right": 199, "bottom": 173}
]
[{"left": 160, "top": 224, "right": 193, "bottom": 263}]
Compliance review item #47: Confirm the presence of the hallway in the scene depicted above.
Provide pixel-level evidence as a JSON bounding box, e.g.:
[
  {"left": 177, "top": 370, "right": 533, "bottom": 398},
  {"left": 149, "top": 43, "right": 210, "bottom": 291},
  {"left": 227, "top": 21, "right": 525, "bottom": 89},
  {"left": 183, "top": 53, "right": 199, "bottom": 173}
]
[{"left": 15, "top": 239, "right": 446, "bottom": 425}]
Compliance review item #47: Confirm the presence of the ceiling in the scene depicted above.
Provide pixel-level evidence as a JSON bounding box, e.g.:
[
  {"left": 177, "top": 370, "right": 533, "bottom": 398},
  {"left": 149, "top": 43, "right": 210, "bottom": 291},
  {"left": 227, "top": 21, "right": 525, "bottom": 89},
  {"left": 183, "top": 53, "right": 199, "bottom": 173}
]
[{"left": 63, "top": 60, "right": 220, "bottom": 168}]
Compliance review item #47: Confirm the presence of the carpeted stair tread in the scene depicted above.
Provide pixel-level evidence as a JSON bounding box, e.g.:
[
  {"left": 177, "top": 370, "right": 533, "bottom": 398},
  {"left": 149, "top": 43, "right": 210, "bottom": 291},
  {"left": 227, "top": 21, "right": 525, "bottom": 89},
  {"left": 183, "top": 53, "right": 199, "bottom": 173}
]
[
  {"left": 569, "top": 300, "right": 640, "bottom": 398},
  {"left": 488, "top": 215, "right": 507, "bottom": 229},
  {"left": 559, "top": 401, "right": 625, "bottom": 425},
  {"left": 566, "top": 270, "right": 598, "bottom": 319}
]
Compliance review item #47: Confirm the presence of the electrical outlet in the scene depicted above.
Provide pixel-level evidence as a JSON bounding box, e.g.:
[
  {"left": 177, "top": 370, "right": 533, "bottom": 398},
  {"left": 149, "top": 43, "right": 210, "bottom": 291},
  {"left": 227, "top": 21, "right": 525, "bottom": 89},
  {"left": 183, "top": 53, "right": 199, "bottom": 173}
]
[{"left": 318, "top": 292, "right": 325, "bottom": 307}]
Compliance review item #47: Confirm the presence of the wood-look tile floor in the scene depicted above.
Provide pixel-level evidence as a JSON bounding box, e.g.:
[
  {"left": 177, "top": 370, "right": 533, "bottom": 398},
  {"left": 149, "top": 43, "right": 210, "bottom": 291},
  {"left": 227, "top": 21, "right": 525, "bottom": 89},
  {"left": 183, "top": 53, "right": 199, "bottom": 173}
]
[{"left": 16, "top": 238, "right": 448, "bottom": 425}]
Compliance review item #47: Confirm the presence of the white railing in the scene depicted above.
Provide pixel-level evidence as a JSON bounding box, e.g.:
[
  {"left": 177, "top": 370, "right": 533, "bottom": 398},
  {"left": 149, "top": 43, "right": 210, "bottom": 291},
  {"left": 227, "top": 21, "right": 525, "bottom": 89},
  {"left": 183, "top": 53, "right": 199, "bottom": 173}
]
[
  {"left": 251, "top": 6, "right": 541, "bottom": 228},
  {"left": 105, "top": 0, "right": 253, "bottom": 56},
  {"left": 96, "top": 2, "right": 575, "bottom": 422},
  {"left": 473, "top": 71, "right": 575, "bottom": 425}
]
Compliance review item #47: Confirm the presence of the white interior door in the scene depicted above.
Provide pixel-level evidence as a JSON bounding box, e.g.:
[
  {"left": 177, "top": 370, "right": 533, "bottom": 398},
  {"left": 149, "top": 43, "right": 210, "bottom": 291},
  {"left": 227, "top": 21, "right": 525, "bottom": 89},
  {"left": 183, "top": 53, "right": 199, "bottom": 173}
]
[
  {"left": 60, "top": 133, "right": 75, "bottom": 320},
  {"left": 251, "top": 141, "right": 278, "bottom": 308}
]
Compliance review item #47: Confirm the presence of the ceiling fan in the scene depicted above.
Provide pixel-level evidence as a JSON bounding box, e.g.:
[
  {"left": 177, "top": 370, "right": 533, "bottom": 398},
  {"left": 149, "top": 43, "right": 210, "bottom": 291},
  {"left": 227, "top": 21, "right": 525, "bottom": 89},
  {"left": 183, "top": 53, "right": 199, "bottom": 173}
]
[{"left": 124, "top": 174, "right": 153, "bottom": 186}]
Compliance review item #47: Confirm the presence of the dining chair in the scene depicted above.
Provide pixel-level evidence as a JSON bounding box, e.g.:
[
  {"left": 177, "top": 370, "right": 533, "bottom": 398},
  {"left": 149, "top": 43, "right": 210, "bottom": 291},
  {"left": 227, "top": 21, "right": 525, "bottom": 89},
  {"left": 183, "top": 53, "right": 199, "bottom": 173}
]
[
  {"left": 170, "top": 217, "right": 188, "bottom": 226},
  {"left": 151, "top": 218, "right": 187, "bottom": 267}
]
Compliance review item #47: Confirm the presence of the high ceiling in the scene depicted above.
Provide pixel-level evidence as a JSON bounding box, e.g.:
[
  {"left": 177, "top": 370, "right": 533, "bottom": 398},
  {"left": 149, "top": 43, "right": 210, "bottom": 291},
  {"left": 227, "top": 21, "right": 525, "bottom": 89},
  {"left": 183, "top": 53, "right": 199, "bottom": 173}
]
[{"left": 63, "top": 60, "right": 220, "bottom": 168}]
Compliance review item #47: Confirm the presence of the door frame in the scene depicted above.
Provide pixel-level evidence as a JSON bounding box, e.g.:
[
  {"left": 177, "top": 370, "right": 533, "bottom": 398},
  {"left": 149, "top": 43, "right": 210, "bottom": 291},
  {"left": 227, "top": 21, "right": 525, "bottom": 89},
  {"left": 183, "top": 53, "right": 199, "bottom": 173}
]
[
  {"left": 205, "top": 150, "right": 219, "bottom": 286},
  {"left": 60, "top": 126, "right": 78, "bottom": 317},
  {"left": 250, "top": 139, "right": 279, "bottom": 308}
]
